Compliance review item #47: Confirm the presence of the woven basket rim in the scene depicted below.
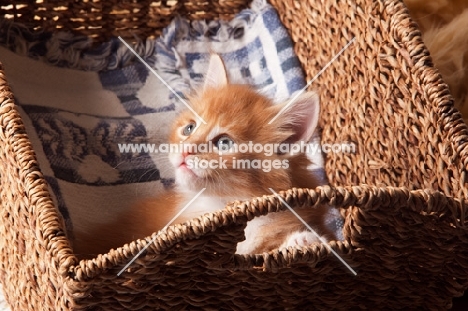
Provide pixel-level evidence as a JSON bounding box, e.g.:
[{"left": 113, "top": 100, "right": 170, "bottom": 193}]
[
  {"left": 69, "top": 184, "right": 467, "bottom": 281},
  {"left": 0, "top": 74, "right": 78, "bottom": 275}
]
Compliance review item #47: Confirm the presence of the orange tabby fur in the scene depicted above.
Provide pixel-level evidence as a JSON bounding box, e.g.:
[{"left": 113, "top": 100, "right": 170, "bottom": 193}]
[{"left": 74, "top": 55, "right": 334, "bottom": 258}]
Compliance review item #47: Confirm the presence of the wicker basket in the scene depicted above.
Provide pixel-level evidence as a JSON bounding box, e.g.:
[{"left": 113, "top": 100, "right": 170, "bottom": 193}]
[{"left": 1, "top": 0, "right": 468, "bottom": 310}]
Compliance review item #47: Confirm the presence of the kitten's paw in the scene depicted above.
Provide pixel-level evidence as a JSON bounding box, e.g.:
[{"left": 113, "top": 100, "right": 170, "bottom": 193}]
[{"left": 281, "top": 231, "right": 325, "bottom": 249}]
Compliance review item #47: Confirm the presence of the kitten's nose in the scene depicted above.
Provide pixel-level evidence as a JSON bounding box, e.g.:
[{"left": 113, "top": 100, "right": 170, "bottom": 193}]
[{"left": 182, "top": 151, "right": 192, "bottom": 158}]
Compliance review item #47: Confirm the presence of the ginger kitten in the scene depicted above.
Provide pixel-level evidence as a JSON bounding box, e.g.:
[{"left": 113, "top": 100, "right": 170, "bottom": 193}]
[{"left": 74, "top": 54, "right": 336, "bottom": 257}]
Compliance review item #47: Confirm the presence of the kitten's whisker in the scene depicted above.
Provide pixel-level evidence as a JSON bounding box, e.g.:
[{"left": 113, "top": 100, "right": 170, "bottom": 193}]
[
  {"left": 114, "top": 152, "right": 169, "bottom": 170},
  {"left": 112, "top": 160, "right": 127, "bottom": 170},
  {"left": 131, "top": 169, "right": 163, "bottom": 197},
  {"left": 149, "top": 154, "right": 171, "bottom": 161},
  {"left": 268, "top": 188, "right": 357, "bottom": 276},
  {"left": 154, "top": 165, "right": 174, "bottom": 177},
  {"left": 137, "top": 168, "right": 160, "bottom": 183},
  {"left": 157, "top": 166, "right": 174, "bottom": 179},
  {"left": 215, "top": 173, "right": 224, "bottom": 192},
  {"left": 216, "top": 169, "right": 228, "bottom": 192}
]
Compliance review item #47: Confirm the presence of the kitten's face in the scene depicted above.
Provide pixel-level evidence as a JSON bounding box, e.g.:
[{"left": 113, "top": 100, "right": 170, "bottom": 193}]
[
  {"left": 168, "top": 55, "right": 320, "bottom": 198},
  {"left": 169, "top": 85, "right": 292, "bottom": 197}
]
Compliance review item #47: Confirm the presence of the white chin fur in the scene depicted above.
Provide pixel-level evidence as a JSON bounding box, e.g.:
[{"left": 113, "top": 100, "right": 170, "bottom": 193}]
[
  {"left": 175, "top": 167, "right": 205, "bottom": 191},
  {"left": 169, "top": 153, "right": 183, "bottom": 167}
]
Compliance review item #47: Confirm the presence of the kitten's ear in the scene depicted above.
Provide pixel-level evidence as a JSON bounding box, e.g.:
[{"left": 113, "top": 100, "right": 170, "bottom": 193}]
[
  {"left": 273, "top": 91, "right": 320, "bottom": 142},
  {"left": 203, "top": 54, "right": 228, "bottom": 91}
]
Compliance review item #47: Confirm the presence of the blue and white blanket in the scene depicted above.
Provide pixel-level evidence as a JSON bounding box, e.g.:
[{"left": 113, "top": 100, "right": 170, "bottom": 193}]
[{"left": 0, "top": 0, "right": 342, "bottom": 254}]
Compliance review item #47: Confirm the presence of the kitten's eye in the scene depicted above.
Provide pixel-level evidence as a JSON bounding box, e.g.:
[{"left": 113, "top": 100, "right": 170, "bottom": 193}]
[
  {"left": 214, "top": 135, "right": 234, "bottom": 152},
  {"left": 276, "top": 143, "right": 288, "bottom": 155},
  {"left": 182, "top": 122, "right": 196, "bottom": 136}
]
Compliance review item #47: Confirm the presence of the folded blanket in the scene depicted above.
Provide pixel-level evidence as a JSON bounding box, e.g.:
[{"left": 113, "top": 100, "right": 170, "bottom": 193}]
[{"left": 0, "top": 0, "right": 343, "bottom": 250}]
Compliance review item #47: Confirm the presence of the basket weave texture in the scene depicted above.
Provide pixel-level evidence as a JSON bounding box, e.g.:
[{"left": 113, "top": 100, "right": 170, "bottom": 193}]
[{"left": 1, "top": 0, "right": 468, "bottom": 310}]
